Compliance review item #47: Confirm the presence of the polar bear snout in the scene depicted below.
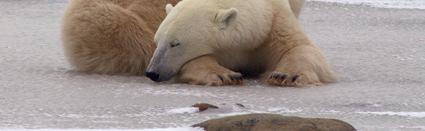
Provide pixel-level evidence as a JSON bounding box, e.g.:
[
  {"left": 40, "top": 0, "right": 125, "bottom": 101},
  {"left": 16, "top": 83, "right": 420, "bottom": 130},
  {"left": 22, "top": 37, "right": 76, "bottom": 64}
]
[
  {"left": 145, "top": 63, "right": 175, "bottom": 82},
  {"left": 145, "top": 43, "right": 179, "bottom": 82},
  {"left": 144, "top": 68, "right": 175, "bottom": 82},
  {"left": 145, "top": 72, "right": 161, "bottom": 82}
]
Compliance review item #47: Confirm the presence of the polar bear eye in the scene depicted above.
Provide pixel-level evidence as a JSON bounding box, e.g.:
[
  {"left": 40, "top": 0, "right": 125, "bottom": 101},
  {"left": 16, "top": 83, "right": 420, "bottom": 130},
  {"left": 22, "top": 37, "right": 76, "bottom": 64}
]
[{"left": 170, "top": 42, "right": 181, "bottom": 48}]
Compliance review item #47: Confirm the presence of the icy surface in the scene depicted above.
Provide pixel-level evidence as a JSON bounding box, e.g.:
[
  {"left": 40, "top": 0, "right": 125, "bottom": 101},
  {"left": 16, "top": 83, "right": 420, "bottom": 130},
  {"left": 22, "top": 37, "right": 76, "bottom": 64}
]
[
  {"left": 141, "top": 127, "right": 204, "bottom": 131},
  {"left": 1, "top": 128, "right": 205, "bottom": 131},
  {"left": 166, "top": 108, "right": 200, "bottom": 114},
  {"left": 357, "top": 112, "right": 425, "bottom": 118},
  {"left": 309, "top": 0, "right": 425, "bottom": 9},
  {"left": 1, "top": 0, "right": 425, "bottom": 131}
]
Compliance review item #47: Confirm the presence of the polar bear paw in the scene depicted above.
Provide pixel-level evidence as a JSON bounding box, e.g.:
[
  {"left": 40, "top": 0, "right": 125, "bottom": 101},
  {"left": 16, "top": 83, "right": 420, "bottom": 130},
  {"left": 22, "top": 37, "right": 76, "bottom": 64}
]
[
  {"left": 178, "top": 67, "right": 243, "bottom": 86},
  {"left": 266, "top": 71, "right": 322, "bottom": 87}
]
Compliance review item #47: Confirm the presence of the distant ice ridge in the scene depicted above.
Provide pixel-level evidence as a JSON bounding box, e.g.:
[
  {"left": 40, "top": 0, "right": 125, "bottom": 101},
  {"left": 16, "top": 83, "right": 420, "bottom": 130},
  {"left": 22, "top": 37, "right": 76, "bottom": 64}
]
[{"left": 309, "top": 0, "right": 425, "bottom": 9}]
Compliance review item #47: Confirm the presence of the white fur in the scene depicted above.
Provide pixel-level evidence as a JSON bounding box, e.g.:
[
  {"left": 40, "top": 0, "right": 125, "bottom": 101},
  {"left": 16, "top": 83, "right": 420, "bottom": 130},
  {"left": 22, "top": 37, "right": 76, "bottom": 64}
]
[
  {"left": 166, "top": 4, "right": 174, "bottom": 14},
  {"left": 150, "top": 0, "right": 334, "bottom": 86},
  {"left": 152, "top": 0, "right": 274, "bottom": 71}
]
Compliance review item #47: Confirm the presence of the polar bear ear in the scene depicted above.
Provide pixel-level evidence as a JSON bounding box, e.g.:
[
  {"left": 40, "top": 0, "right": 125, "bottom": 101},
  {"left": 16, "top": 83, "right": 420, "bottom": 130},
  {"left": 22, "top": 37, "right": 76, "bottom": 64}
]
[
  {"left": 165, "top": 4, "right": 174, "bottom": 14},
  {"left": 215, "top": 8, "right": 238, "bottom": 29}
]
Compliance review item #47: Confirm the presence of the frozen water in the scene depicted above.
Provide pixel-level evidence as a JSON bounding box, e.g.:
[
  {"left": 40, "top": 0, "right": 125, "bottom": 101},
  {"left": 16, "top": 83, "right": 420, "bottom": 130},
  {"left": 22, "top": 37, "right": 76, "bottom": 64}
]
[
  {"left": 267, "top": 107, "right": 303, "bottom": 113},
  {"left": 1, "top": 0, "right": 425, "bottom": 130},
  {"left": 142, "top": 127, "right": 204, "bottom": 131},
  {"left": 1, "top": 128, "right": 205, "bottom": 131},
  {"left": 309, "top": 0, "right": 425, "bottom": 9},
  {"left": 357, "top": 112, "right": 425, "bottom": 118},
  {"left": 166, "top": 108, "right": 200, "bottom": 114}
]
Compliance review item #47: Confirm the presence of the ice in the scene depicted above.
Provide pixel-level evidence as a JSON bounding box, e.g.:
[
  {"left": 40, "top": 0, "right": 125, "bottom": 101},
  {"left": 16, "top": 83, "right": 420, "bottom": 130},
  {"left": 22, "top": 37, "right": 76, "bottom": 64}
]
[
  {"left": 267, "top": 107, "right": 303, "bottom": 113},
  {"left": 1, "top": 0, "right": 425, "bottom": 130},
  {"left": 0, "top": 128, "right": 205, "bottom": 131},
  {"left": 141, "top": 127, "right": 204, "bottom": 131},
  {"left": 309, "top": 0, "right": 425, "bottom": 9},
  {"left": 357, "top": 112, "right": 425, "bottom": 118},
  {"left": 167, "top": 108, "right": 200, "bottom": 114},
  {"left": 217, "top": 112, "right": 253, "bottom": 117}
]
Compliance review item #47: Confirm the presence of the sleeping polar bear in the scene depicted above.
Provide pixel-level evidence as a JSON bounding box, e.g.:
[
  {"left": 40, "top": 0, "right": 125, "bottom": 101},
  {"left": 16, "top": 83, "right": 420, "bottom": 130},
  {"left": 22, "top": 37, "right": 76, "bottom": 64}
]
[
  {"left": 145, "top": 0, "right": 336, "bottom": 86},
  {"left": 63, "top": 0, "right": 334, "bottom": 87}
]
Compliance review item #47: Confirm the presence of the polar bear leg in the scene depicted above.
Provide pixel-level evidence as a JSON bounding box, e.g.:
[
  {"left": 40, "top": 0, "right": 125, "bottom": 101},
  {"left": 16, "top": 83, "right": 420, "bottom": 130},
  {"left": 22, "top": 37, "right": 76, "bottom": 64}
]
[
  {"left": 267, "top": 45, "right": 336, "bottom": 87},
  {"left": 62, "top": 1, "right": 155, "bottom": 75},
  {"left": 176, "top": 56, "right": 243, "bottom": 86},
  {"left": 264, "top": 8, "right": 336, "bottom": 87}
]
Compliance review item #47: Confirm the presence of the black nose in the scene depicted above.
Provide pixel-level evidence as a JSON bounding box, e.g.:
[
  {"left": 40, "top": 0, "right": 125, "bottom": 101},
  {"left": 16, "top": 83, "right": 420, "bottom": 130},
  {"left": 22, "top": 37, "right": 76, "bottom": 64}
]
[{"left": 145, "top": 72, "right": 160, "bottom": 82}]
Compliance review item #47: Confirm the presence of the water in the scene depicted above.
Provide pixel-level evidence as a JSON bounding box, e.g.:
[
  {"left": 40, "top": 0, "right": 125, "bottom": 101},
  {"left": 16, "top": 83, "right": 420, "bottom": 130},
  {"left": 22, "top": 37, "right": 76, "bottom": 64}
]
[{"left": 309, "top": 0, "right": 425, "bottom": 9}]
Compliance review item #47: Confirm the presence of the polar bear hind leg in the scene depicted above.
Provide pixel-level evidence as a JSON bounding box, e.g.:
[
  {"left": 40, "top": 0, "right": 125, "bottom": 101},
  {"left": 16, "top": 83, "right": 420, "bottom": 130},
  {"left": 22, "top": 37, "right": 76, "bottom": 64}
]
[{"left": 62, "top": 1, "right": 155, "bottom": 75}]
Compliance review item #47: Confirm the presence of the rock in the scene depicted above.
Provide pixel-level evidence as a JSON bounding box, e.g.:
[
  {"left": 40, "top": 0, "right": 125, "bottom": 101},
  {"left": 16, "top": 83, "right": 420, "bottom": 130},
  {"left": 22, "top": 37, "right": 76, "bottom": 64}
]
[
  {"left": 235, "top": 103, "right": 246, "bottom": 108},
  {"left": 192, "top": 103, "right": 219, "bottom": 112},
  {"left": 193, "top": 113, "right": 356, "bottom": 131}
]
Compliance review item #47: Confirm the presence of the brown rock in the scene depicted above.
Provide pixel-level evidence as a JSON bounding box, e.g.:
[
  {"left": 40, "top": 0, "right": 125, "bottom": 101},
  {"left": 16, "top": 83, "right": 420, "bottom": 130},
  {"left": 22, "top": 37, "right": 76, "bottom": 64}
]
[
  {"left": 192, "top": 103, "right": 219, "bottom": 112},
  {"left": 193, "top": 113, "right": 356, "bottom": 131}
]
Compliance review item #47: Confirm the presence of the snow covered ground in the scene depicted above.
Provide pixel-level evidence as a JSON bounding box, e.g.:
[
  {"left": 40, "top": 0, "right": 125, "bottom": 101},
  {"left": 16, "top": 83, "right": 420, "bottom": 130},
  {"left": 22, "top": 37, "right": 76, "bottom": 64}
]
[
  {"left": 1, "top": 0, "right": 425, "bottom": 131},
  {"left": 309, "top": 0, "right": 425, "bottom": 9},
  {"left": 1, "top": 128, "right": 204, "bottom": 131}
]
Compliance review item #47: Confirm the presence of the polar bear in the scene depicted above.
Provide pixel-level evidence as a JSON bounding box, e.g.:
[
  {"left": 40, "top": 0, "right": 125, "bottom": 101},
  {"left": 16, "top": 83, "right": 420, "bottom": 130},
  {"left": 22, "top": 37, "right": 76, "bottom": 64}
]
[
  {"left": 62, "top": 0, "right": 180, "bottom": 75},
  {"left": 62, "top": 0, "right": 308, "bottom": 86},
  {"left": 146, "top": 0, "right": 336, "bottom": 86}
]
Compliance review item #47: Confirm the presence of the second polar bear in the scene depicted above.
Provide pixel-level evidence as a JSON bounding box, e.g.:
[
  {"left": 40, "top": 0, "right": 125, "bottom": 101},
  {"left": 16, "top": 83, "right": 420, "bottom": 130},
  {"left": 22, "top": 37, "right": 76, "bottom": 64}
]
[{"left": 146, "top": 0, "right": 336, "bottom": 86}]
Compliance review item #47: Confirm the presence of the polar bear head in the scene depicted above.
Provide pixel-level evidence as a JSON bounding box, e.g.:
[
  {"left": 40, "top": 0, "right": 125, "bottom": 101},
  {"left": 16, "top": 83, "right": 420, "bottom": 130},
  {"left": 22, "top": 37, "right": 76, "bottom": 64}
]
[
  {"left": 146, "top": 0, "right": 272, "bottom": 82},
  {"left": 145, "top": 1, "right": 241, "bottom": 82}
]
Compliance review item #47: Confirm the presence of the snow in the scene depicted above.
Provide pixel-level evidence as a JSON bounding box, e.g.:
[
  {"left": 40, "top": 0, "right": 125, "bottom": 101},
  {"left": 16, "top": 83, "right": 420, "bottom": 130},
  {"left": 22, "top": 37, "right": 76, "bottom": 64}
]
[
  {"left": 1, "top": 0, "right": 425, "bottom": 130},
  {"left": 167, "top": 108, "right": 200, "bottom": 114},
  {"left": 142, "top": 127, "right": 204, "bottom": 131},
  {"left": 217, "top": 112, "right": 253, "bottom": 117},
  {"left": 0, "top": 128, "right": 205, "bottom": 131},
  {"left": 309, "top": 0, "right": 425, "bottom": 9},
  {"left": 267, "top": 107, "right": 303, "bottom": 113},
  {"left": 357, "top": 112, "right": 425, "bottom": 118}
]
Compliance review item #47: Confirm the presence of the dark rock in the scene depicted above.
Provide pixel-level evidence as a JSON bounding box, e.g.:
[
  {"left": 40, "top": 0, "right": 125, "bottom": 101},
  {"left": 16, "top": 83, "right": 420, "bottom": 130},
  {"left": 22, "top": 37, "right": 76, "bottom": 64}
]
[
  {"left": 193, "top": 113, "right": 356, "bottom": 131},
  {"left": 192, "top": 103, "right": 219, "bottom": 112},
  {"left": 235, "top": 103, "right": 246, "bottom": 108}
]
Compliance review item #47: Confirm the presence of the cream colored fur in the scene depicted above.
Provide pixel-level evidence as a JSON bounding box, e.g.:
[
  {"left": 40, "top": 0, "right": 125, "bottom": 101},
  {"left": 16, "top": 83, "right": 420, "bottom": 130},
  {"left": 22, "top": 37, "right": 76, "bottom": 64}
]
[
  {"left": 290, "top": 0, "right": 305, "bottom": 18},
  {"left": 151, "top": 0, "right": 336, "bottom": 87},
  {"left": 62, "top": 0, "right": 317, "bottom": 86},
  {"left": 62, "top": 0, "right": 179, "bottom": 75}
]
